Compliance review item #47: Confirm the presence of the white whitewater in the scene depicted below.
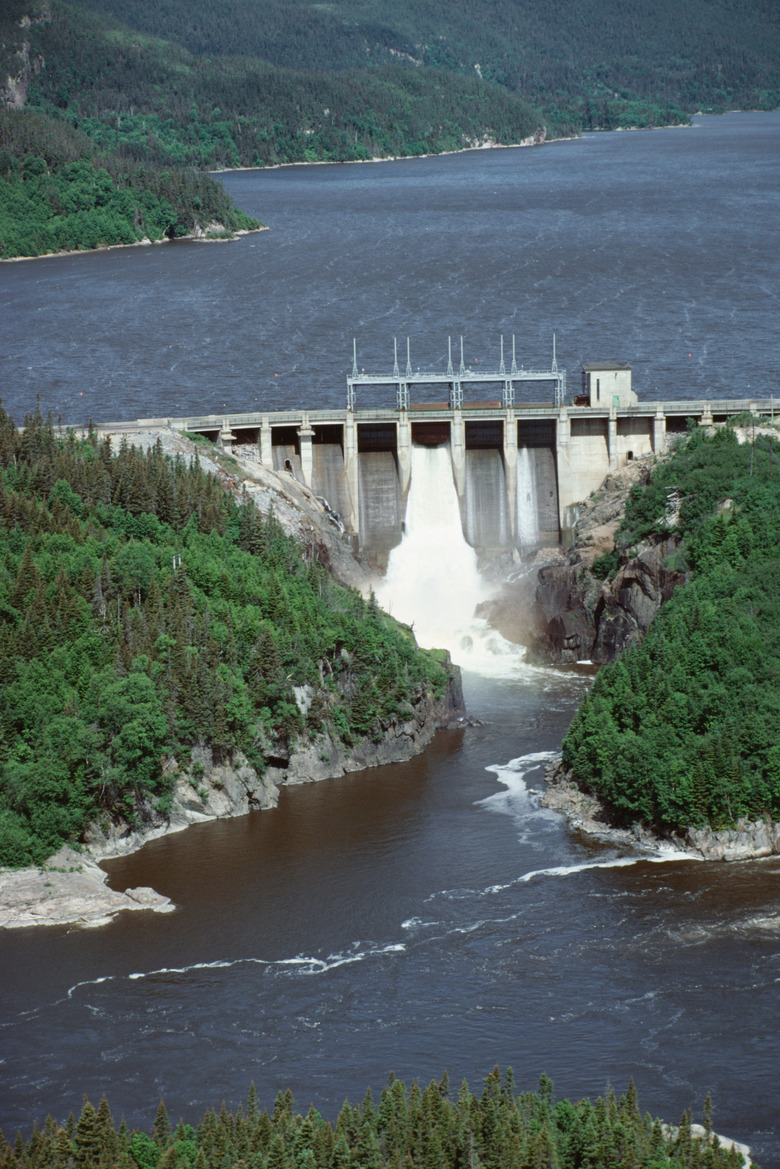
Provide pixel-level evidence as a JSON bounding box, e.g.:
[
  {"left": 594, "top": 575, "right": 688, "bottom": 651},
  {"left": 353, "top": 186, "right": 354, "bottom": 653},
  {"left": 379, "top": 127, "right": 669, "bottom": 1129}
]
[
  {"left": 376, "top": 445, "right": 527, "bottom": 675},
  {"left": 516, "top": 446, "right": 540, "bottom": 551}
]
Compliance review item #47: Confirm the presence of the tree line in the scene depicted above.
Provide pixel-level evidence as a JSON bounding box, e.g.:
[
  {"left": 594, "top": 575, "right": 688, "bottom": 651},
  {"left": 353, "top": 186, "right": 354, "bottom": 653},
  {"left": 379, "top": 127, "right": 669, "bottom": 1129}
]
[
  {"left": 0, "top": 407, "right": 450, "bottom": 868},
  {"left": 563, "top": 424, "right": 780, "bottom": 833},
  {"left": 0, "top": 1069, "right": 753, "bottom": 1169}
]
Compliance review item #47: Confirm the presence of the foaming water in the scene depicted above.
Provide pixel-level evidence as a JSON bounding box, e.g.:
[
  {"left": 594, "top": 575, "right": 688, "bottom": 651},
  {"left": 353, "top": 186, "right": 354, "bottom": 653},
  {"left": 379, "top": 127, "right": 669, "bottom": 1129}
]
[
  {"left": 377, "top": 445, "right": 527, "bottom": 674},
  {"left": 64, "top": 942, "right": 409, "bottom": 1001}
]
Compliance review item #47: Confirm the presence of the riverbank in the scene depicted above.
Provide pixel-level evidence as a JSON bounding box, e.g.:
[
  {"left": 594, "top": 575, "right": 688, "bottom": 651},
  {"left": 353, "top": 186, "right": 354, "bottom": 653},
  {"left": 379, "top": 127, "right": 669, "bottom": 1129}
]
[
  {"left": 210, "top": 121, "right": 694, "bottom": 176},
  {"left": 210, "top": 131, "right": 551, "bottom": 175},
  {"left": 0, "top": 418, "right": 466, "bottom": 930},
  {"left": 0, "top": 568, "right": 464, "bottom": 932},
  {"left": 0, "top": 682, "right": 464, "bottom": 930},
  {"left": 542, "top": 758, "right": 780, "bottom": 861}
]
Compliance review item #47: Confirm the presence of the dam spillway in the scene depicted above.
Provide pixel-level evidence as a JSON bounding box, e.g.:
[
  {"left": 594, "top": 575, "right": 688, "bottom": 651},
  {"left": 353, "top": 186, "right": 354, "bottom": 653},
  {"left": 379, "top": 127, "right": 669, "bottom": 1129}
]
[{"left": 107, "top": 393, "right": 778, "bottom": 566}]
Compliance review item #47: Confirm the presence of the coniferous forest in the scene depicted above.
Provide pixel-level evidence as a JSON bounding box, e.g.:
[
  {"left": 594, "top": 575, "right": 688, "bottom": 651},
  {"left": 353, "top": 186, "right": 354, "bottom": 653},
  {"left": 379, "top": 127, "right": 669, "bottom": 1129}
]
[
  {"left": 2, "top": 0, "right": 779, "bottom": 255},
  {"left": 0, "top": 407, "right": 450, "bottom": 868},
  {"left": 562, "top": 424, "right": 780, "bottom": 833},
  {"left": 0, "top": 1070, "right": 754, "bottom": 1169}
]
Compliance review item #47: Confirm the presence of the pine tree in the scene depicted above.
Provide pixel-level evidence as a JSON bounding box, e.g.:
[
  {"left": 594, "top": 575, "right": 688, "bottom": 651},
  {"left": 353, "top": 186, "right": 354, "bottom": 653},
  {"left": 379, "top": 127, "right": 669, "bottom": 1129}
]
[
  {"left": 74, "top": 1100, "right": 102, "bottom": 1168},
  {"left": 153, "top": 1101, "right": 171, "bottom": 1149}
]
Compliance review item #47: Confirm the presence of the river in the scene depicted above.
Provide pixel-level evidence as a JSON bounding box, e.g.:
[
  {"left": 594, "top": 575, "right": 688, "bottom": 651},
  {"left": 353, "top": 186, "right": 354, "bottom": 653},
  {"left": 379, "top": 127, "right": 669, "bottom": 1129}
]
[{"left": 1, "top": 113, "right": 780, "bottom": 1165}]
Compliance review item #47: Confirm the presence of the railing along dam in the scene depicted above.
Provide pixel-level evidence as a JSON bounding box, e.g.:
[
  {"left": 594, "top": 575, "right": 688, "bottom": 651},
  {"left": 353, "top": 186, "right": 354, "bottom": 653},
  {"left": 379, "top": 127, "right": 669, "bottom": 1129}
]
[{"left": 110, "top": 396, "right": 775, "bottom": 565}]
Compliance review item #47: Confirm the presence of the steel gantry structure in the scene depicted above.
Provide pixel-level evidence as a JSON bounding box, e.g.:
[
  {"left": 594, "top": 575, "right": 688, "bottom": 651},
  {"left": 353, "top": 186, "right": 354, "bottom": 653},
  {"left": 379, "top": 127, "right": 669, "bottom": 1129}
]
[{"left": 346, "top": 335, "right": 567, "bottom": 411}]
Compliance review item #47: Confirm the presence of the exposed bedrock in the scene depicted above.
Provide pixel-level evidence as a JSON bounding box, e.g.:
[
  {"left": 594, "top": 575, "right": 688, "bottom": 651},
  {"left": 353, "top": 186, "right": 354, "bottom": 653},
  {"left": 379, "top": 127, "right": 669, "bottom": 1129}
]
[
  {"left": 526, "top": 458, "right": 688, "bottom": 664},
  {"left": 543, "top": 760, "right": 780, "bottom": 862}
]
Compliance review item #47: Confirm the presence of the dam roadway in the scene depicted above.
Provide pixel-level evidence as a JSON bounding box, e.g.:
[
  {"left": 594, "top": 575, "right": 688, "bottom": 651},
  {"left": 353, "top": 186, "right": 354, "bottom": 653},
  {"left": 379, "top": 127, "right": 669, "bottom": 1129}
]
[{"left": 97, "top": 394, "right": 776, "bottom": 563}]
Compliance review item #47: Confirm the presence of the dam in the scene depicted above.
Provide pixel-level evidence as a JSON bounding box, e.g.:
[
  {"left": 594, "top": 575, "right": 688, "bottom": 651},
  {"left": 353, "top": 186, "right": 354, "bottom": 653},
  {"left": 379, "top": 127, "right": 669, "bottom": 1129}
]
[{"left": 114, "top": 352, "right": 775, "bottom": 564}]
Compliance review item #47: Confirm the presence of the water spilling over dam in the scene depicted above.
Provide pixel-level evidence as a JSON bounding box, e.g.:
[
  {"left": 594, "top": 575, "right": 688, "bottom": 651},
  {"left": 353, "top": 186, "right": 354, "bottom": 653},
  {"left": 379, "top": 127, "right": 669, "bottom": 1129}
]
[{"left": 376, "top": 446, "right": 526, "bottom": 672}]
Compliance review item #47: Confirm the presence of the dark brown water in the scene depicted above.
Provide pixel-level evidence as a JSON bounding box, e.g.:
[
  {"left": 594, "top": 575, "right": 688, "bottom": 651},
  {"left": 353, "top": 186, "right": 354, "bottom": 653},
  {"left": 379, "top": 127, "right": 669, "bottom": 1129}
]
[
  {"left": 2, "top": 672, "right": 780, "bottom": 1164},
  {"left": 2, "top": 113, "right": 780, "bottom": 1165}
]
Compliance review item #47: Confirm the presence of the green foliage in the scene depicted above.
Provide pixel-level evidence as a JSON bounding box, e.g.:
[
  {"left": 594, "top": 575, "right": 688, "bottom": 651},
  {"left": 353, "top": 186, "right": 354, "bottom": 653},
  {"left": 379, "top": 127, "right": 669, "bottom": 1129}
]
[
  {"left": 591, "top": 549, "right": 620, "bottom": 580},
  {"left": 0, "top": 1073, "right": 751, "bottom": 1169},
  {"left": 563, "top": 426, "right": 780, "bottom": 831},
  {"left": 0, "top": 408, "right": 450, "bottom": 867},
  {"left": 37, "top": 0, "right": 780, "bottom": 122},
  {"left": 0, "top": 107, "right": 260, "bottom": 258}
]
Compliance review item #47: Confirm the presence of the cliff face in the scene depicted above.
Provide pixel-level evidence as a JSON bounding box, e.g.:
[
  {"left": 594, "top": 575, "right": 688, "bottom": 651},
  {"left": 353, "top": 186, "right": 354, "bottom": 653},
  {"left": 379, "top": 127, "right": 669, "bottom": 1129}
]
[
  {"left": 528, "top": 457, "right": 688, "bottom": 664},
  {"left": 532, "top": 536, "right": 687, "bottom": 664},
  {"left": 1, "top": 10, "right": 48, "bottom": 110}
]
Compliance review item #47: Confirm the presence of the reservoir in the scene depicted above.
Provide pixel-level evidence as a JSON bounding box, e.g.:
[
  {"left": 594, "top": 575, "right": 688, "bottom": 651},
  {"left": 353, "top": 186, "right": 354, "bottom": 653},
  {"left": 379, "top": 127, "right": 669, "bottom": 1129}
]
[{"left": 1, "top": 112, "right": 779, "bottom": 1166}]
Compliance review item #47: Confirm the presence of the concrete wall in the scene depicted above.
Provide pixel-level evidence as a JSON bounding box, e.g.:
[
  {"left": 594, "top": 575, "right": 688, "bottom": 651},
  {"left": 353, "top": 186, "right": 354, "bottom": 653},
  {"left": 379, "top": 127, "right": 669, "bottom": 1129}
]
[
  {"left": 616, "top": 415, "right": 654, "bottom": 463},
  {"left": 195, "top": 401, "right": 731, "bottom": 559},
  {"left": 558, "top": 415, "right": 610, "bottom": 509},
  {"left": 584, "top": 366, "right": 637, "bottom": 407}
]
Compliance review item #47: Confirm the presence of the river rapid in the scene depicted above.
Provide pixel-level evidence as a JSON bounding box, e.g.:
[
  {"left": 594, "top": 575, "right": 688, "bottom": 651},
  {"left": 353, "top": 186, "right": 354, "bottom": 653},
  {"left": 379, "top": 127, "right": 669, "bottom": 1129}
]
[{"left": 1, "top": 113, "right": 780, "bottom": 1165}]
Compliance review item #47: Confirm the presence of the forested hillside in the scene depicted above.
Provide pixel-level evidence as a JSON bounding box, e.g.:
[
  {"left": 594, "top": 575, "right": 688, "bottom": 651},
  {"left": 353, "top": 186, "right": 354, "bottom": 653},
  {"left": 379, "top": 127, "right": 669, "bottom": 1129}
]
[
  {"left": 2, "top": 0, "right": 778, "bottom": 256},
  {"left": 0, "top": 1069, "right": 752, "bottom": 1169},
  {"left": 37, "top": 0, "right": 780, "bottom": 130},
  {"left": 0, "top": 408, "right": 450, "bottom": 868},
  {"left": 0, "top": 108, "right": 260, "bottom": 258},
  {"left": 562, "top": 423, "right": 780, "bottom": 834}
]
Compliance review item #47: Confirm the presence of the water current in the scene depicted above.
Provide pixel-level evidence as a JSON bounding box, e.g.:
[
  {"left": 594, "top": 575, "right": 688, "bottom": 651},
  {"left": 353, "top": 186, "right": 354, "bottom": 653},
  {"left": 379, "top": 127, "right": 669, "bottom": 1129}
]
[{"left": 1, "top": 113, "right": 780, "bottom": 1165}]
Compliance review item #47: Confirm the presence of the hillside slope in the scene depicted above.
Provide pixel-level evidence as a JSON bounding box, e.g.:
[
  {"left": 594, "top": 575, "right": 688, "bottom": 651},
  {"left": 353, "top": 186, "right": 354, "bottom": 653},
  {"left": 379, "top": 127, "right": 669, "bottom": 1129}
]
[
  {"left": 0, "top": 408, "right": 460, "bottom": 869},
  {"left": 2, "top": 0, "right": 777, "bottom": 257},
  {"left": 560, "top": 423, "right": 780, "bottom": 834}
]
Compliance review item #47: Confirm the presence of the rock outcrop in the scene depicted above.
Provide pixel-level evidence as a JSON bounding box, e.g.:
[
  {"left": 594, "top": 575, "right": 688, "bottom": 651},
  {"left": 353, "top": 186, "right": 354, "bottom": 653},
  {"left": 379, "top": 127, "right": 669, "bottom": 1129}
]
[
  {"left": 83, "top": 749, "right": 281, "bottom": 861},
  {"left": 268, "top": 681, "right": 465, "bottom": 788},
  {"left": 542, "top": 759, "right": 780, "bottom": 863},
  {"left": 0, "top": 851, "right": 174, "bottom": 930},
  {"left": 1, "top": 11, "right": 48, "bottom": 111},
  {"left": 686, "top": 819, "right": 780, "bottom": 862},
  {"left": 528, "top": 457, "right": 688, "bottom": 664}
]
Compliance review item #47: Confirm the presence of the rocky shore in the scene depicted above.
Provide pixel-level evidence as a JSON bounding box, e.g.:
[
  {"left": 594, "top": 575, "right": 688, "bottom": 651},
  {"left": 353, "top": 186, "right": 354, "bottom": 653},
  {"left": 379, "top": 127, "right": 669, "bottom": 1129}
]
[
  {"left": 542, "top": 758, "right": 780, "bottom": 862},
  {"left": 0, "top": 678, "right": 464, "bottom": 930}
]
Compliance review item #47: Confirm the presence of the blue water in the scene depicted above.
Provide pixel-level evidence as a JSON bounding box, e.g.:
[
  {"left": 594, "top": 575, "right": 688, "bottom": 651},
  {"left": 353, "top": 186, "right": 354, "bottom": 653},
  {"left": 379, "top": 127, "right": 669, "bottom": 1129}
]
[{"left": 1, "top": 112, "right": 778, "bottom": 424}]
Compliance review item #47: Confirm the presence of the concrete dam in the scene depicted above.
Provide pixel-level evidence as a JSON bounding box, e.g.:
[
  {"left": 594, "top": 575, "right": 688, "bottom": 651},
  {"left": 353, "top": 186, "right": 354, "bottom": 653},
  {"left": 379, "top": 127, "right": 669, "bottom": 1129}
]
[{"left": 121, "top": 357, "right": 775, "bottom": 565}]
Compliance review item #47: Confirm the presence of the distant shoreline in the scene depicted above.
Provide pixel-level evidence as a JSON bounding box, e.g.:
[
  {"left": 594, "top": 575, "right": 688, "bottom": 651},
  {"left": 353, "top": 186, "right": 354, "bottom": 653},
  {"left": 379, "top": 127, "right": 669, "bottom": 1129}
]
[
  {"left": 0, "top": 224, "right": 267, "bottom": 264},
  {"left": 2, "top": 124, "right": 697, "bottom": 263},
  {"left": 210, "top": 121, "right": 694, "bottom": 175}
]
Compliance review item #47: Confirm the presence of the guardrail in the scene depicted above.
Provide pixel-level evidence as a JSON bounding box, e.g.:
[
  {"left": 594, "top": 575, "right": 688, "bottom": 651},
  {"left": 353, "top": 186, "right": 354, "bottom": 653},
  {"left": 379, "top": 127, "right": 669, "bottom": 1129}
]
[{"left": 88, "top": 397, "right": 778, "bottom": 435}]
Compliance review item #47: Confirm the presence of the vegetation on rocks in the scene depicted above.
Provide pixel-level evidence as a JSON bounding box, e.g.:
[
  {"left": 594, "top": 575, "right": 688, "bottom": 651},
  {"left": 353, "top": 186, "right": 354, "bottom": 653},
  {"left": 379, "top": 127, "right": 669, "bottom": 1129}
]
[
  {"left": 0, "top": 407, "right": 450, "bottom": 868},
  {"left": 562, "top": 424, "right": 780, "bottom": 833},
  {"left": 0, "top": 1069, "right": 753, "bottom": 1169}
]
